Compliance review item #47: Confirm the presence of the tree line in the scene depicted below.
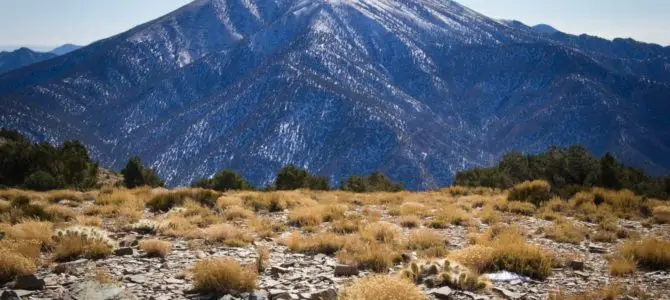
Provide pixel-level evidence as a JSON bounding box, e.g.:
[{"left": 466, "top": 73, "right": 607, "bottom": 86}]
[{"left": 454, "top": 145, "right": 670, "bottom": 199}]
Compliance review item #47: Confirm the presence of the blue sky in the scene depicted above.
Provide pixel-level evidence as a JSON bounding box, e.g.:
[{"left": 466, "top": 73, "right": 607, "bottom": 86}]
[{"left": 1, "top": 0, "right": 669, "bottom": 51}]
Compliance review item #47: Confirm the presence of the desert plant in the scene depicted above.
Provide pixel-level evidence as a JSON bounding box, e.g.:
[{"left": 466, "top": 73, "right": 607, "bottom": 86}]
[
  {"left": 139, "top": 239, "right": 172, "bottom": 258},
  {"left": 191, "top": 257, "right": 257, "bottom": 294},
  {"left": 507, "top": 180, "right": 552, "bottom": 206},
  {"left": 618, "top": 238, "right": 670, "bottom": 270},
  {"left": 339, "top": 275, "right": 424, "bottom": 300}
]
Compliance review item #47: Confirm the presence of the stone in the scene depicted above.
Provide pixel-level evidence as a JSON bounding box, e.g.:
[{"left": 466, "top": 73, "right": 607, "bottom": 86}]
[
  {"left": 249, "top": 290, "right": 269, "bottom": 300},
  {"left": 310, "top": 288, "right": 336, "bottom": 300},
  {"left": 0, "top": 291, "right": 20, "bottom": 300},
  {"left": 493, "top": 287, "right": 526, "bottom": 300},
  {"left": 574, "top": 271, "right": 589, "bottom": 279},
  {"left": 66, "top": 280, "right": 124, "bottom": 300},
  {"left": 269, "top": 289, "right": 291, "bottom": 300},
  {"left": 428, "top": 287, "right": 453, "bottom": 300},
  {"left": 588, "top": 245, "right": 607, "bottom": 254},
  {"left": 333, "top": 264, "right": 358, "bottom": 277},
  {"left": 128, "top": 275, "right": 147, "bottom": 284},
  {"left": 14, "top": 274, "right": 45, "bottom": 290},
  {"left": 568, "top": 260, "right": 585, "bottom": 270},
  {"left": 271, "top": 266, "right": 291, "bottom": 276},
  {"left": 195, "top": 250, "right": 207, "bottom": 259},
  {"left": 420, "top": 264, "right": 439, "bottom": 277},
  {"left": 115, "top": 247, "right": 134, "bottom": 256},
  {"left": 165, "top": 278, "right": 185, "bottom": 284}
]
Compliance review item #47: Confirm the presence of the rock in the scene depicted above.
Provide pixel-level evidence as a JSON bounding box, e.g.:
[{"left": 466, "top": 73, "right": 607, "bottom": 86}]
[
  {"left": 249, "top": 290, "right": 269, "bottom": 300},
  {"left": 420, "top": 264, "right": 439, "bottom": 277},
  {"left": 271, "top": 266, "right": 290, "bottom": 276},
  {"left": 568, "top": 260, "right": 585, "bottom": 270},
  {"left": 310, "top": 288, "right": 337, "bottom": 300},
  {"left": 14, "top": 274, "right": 45, "bottom": 290},
  {"left": 493, "top": 287, "right": 526, "bottom": 300},
  {"left": 114, "top": 247, "right": 134, "bottom": 256},
  {"left": 333, "top": 264, "right": 358, "bottom": 277},
  {"left": 428, "top": 287, "right": 453, "bottom": 300},
  {"left": 165, "top": 278, "right": 185, "bottom": 284},
  {"left": 574, "top": 271, "right": 589, "bottom": 279},
  {"left": 119, "top": 235, "right": 139, "bottom": 247},
  {"left": 66, "top": 280, "right": 124, "bottom": 300},
  {"left": 0, "top": 291, "right": 20, "bottom": 300},
  {"left": 195, "top": 250, "right": 207, "bottom": 259},
  {"left": 588, "top": 245, "right": 607, "bottom": 254},
  {"left": 128, "top": 275, "right": 147, "bottom": 284},
  {"left": 269, "top": 289, "right": 291, "bottom": 300}
]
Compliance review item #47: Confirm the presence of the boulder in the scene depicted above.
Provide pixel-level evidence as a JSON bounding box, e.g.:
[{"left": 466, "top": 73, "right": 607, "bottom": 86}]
[
  {"left": 0, "top": 291, "right": 20, "bottom": 300},
  {"left": 428, "top": 287, "right": 453, "bottom": 300},
  {"left": 333, "top": 264, "right": 358, "bottom": 277},
  {"left": 310, "top": 288, "right": 337, "bottom": 300},
  {"left": 14, "top": 275, "right": 45, "bottom": 290}
]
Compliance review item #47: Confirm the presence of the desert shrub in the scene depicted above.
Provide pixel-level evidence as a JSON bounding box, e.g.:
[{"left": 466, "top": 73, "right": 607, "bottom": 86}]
[
  {"left": 507, "top": 180, "right": 551, "bottom": 206},
  {"left": 139, "top": 239, "right": 172, "bottom": 258},
  {"left": 283, "top": 232, "right": 345, "bottom": 255},
  {"left": 340, "top": 171, "right": 403, "bottom": 193},
  {"left": 147, "top": 189, "right": 218, "bottom": 212},
  {"left": 120, "top": 156, "right": 164, "bottom": 188},
  {"left": 361, "top": 222, "right": 401, "bottom": 244},
  {"left": 288, "top": 206, "right": 323, "bottom": 228},
  {"left": 506, "top": 201, "right": 537, "bottom": 216},
  {"left": 274, "top": 164, "right": 329, "bottom": 190},
  {"left": 405, "top": 229, "right": 446, "bottom": 250},
  {"left": 619, "top": 238, "right": 670, "bottom": 270},
  {"left": 256, "top": 247, "right": 270, "bottom": 273},
  {"left": 191, "top": 257, "right": 257, "bottom": 294},
  {"left": 202, "top": 224, "right": 253, "bottom": 247},
  {"left": 331, "top": 217, "right": 362, "bottom": 234},
  {"left": 609, "top": 257, "right": 636, "bottom": 276},
  {"left": 223, "top": 205, "right": 254, "bottom": 221},
  {"left": 52, "top": 227, "right": 115, "bottom": 261},
  {"left": 592, "top": 231, "right": 617, "bottom": 243},
  {"left": 448, "top": 245, "right": 496, "bottom": 273},
  {"left": 336, "top": 238, "right": 401, "bottom": 272},
  {"left": 544, "top": 219, "right": 587, "bottom": 245},
  {"left": 45, "top": 204, "right": 77, "bottom": 221},
  {"left": 24, "top": 171, "right": 59, "bottom": 191},
  {"left": 400, "top": 215, "right": 420, "bottom": 228},
  {"left": 242, "top": 192, "right": 288, "bottom": 212},
  {"left": 428, "top": 208, "right": 472, "bottom": 228},
  {"left": 0, "top": 246, "right": 37, "bottom": 283},
  {"left": 339, "top": 275, "right": 424, "bottom": 300},
  {"left": 249, "top": 217, "right": 284, "bottom": 239},
  {"left": 399, "top": 202, "right": 427, "bottom": 216},
  {"left": 652, "top": 206, "right": 670, "bottom": 224},
  {"left": 191, "top": 169, "right": 254, "bottom": 191},
  {"left": 5, "top": 220, "right": 53, "bottom": 245}
]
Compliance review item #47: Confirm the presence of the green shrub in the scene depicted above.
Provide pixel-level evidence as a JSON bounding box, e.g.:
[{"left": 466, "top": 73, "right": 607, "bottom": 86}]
[
  {"left": 121, "top": 156, "right": 164, "bottom": 188},
  {"left": 507, "top": 180, "right": 551, "bottom": 206},
  {"left": 24, "top": 171, "right": 59, "bottom": 191},
  {"left": 191, "top": 169, "right": 254, "bottom": 192}
]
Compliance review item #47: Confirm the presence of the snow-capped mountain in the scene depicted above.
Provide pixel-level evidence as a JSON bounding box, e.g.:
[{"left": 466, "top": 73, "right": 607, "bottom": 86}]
[
  {"left": 0, "top": 47, "right": 57, "bottom": 74},
  {"left": 1, "top": 0, "right": 669, "bottom": 188}
]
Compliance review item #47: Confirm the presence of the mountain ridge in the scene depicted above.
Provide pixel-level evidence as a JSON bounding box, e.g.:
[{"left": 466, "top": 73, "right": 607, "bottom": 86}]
[{"left": 1, "top": 0, "right": 669, "bottom": 188}]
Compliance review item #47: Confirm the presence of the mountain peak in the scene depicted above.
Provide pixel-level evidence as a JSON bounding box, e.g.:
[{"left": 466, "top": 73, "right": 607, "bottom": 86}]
[{"left": 532, "top": 23, "right": 559, "bottom": 34}]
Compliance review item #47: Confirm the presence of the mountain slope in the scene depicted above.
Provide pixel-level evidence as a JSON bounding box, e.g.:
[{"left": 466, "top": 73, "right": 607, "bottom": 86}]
[
  {"left": 49, "top": 44, "right": 83, "bottom": 55},
  {"left": 1, "top": 0, "right": 669, "bottom": 188},
  {"left": 0, "top": 47, "right": 57, "bottom": 74}
]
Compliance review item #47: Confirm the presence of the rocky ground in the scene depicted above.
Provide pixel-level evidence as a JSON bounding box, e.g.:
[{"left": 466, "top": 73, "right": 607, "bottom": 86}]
[{"left": 2, "top": 190, "right": 669, "bottom": 300}]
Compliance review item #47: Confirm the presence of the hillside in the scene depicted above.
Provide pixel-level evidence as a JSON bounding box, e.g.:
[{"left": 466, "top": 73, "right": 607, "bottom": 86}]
[
  {"left": 0, "top": 47, "right": 57, "bottom": 74},
  {"left": 0, "top": 0, "right": 669, "bottom": 189}
]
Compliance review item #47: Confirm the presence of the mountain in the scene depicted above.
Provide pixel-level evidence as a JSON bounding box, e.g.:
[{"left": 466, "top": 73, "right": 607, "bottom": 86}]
[
  {"left": 0, "top": 47, "right": 57, "bottom": 74},
  {"left": 0, "top": 0, "right": 669, "bottom": 189},
  {"left": 532, "top": 24, "right": 559, "bottom": 34},
  {"left": 50, "top": 44, "right": 83, "bottom": 55}
]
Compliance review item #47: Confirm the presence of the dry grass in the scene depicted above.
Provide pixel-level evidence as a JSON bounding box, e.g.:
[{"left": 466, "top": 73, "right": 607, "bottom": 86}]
[
  {"left": 544, "top": 218, "right": 587, "bottom": 245},
  {"left": 202, "top": 224, "right": 253, "bottom": 247},
  {"left": 549, "top": 284, "right": 622, "bottom": 300},
  {"left": 336, "top": 238, "right": 401, "bottom": 273},
  {"left": 361, "top": 221, "right": 402, "bottom": 244},
  {"left": 191, "top": 257, "right": 257, "bottom": 294},
  {"left": 139, "top": 239, "right": 172, "bottom": 258},
  {"left": 283, "top": 232, "right": 345, "bottom": 255},
  {"left": 52, "top": 227, "right": 114, "bottom": 261},
  {"left": 405, "top": 229, "right": 446, "bottom": 250},
  {"left": 506, "top": 201, "right": 537, "bottom": 216},
  {"left": 47, "top": 190, "right": 84, "bottom": 204},
  {"left": 222, "top": 205, "right": 254, "bottom": 221},
  {"left": 398, "top": 202, "right": 427, "bottom": 216},
  {"left": 609, "top": 257, "right": 636, "bottom": 276},
  {"left": 652, "top": 205, "right": 670, "bottom": 224},
  {"left": 339, "top": 275, "right": 425, "bottom": 300},
  {"left": 618, "top": 238, "right": 670, "bottom": 270},
  {"left": 256, "top": 247, "right": 270, "bottom": 273},
  {"left": 248, "top": 217, "right": 284, "bottom": 238},
  {"left": 5, "top": 220, "right": 53, "bottom": 246},
  {"left": 331, "top": 216, "right": 362, "bottom": 234},
  {"left": 428, "top": 207, "right": 472, "bottom": 228},
  {"left": 0, "top": 249, "right": 37, "bottom": 282}
]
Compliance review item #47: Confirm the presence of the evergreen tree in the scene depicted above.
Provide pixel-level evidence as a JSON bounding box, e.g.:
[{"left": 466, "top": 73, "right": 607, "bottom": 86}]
[
  {"left": 275, "top": 164, "right": 310, "bottom": 190},
  {"left": 600, "top": 153, "right": 622, "bottom": 189},
  {"left": 121, "top": 156, "right": 164, "bottom": 188}
]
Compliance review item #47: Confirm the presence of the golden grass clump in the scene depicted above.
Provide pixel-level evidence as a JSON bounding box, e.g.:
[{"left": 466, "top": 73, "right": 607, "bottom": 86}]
[
  {"left": 283, "top": 232, "right": 345, "bottom": 255},
  {"left": 52, "top": 226, "right": 115, "bottom": 261},
  {"left": 339, "top": 275, "right": 425, "bottom": 300},
  {"left": 158, "top": 215, "right": 199, "bottom": 238},
  {"left": 139, "top": 239, "right": 172, "bottom": 258},
  {"left": 478, "top": 205, "right": 500, "bottom": 224},
  {"left": 202, "top": 224, "right": 253, "bottom": 247},
  {"left": 248, "top": 217, "right": 284, "bottom": 238},
  {"left": 243, "top": 192, "right": 288, "bottom": 212},
  {"left": 191, "top": 257, "right": 257, "bottom": 294},
  {"left": 618, "top": 238, "right": 670, "bottom": 270},
  {"left": 405, "top": 229, "right": 446, "bottom": 250},
  {"left": 549, "top": 284, "right": 622, "bottom": 300},
  {"left": 398, "top": 202, "right": 427, "bottom": 216},
  {"left": 256, "top": 247, "right": 270, "bottom": 273},
  {"left": 505, "top": 201, "right": 537, "bottom": 216},
  {"left": 0, "top": 246, "right": 37, "bottom": 282},
  {"left": 652, "top": 205, "right": 670, "bottom": 224},
  {"left": 428, "top": 207, "right": 472, "bottom": 228},
  {"left": 544, "top": 218, "right": 587, "bottom": 245},
  {"left": 609, "top": 257, "right": 636, "bottom": 276},
  {"left": 336, "top": 238, "right": 401, "bottom": 273},
  {"left": 331, "top": 216, "right": 362, "bottom": 234},
  {"left": 448, "top": 245, "right": 496, "bottom": 273},
  {"left": 47, "top": 190, "right": 84, "bottom": 204},
  {"left": 288, "top": 206, "right": 323, "bottom": 228},
  {"left": 507, "top": 180, "right": 551, "bottom": 206},
  {"left": 361, "top": 221, "right": 402, "bottom": 244},
  {"left": 5, "top": 220, "right": 53, "bottom": 246},
  {"left": 223, "top": 205, "right": 254, "bottom": 221}
]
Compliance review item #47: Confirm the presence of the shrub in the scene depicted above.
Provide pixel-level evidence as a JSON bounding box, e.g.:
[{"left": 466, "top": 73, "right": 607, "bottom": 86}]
[
  {"left": 506, "top": 201, "right": 537, "bottom": 216},
  {"left": 139, "top": 239, "right": 172, "bottom": 258},
  {"left": 202, "top": 224, "right": 253, "bottom": 247},
  {"left": 256, "top": 247, "right": 270, "bottom": 273},
  {"left": 191, "top": 257, "right": 257, "bottom": 294},
  {"left": 223, "top": 205, "right": 254, "bottom": 221},
  {"left": 336, "top": 238, "right": 400, "bottom": 273},
  {"left": 652, "top": 206, "right": 670, "bottom": 224},
  {"left": 428, "top": 208, "right": 472, "bottom": 228},
  {"left": 275, "top": 164, "right": 329, "bottom": 190},
  {"left": 609, "top": 257, "right": 636, "bottom": 276},
  {"left": 147, "top": 189, "right": 218, "bottom": 212},
  {"left": 507, "top": 180, "right": 551, "bottom": 206},
  {"left": 339, "top": 275, "right": 424, "bottom": 300},
  {"left": 288, "top": 206, "right": 323, "bottom": 228},
  {"left": 544, "top": 219, "right": 587, "bottom": 245},
  {"left": 0, "top": 249, "right": 36, "bottom": 283},
  {"left": 405, "top": 229, "right": 446, "bottom": 250},
  {"left": 400, "top": 215, "right": 420, "bottom": 228},
  {"left": 24, "top": 171, "right": 58, "bottom": 191},
  {"left": 283, "top": 232, "right": 345, "bottom": 255},
  {"left": 619, "top": 238, "right": 670, "bottom": 270},
  {"left": 120, "top": 156, "right": 164, "bottom": 188},
  {"left": 361, "top": 222, "right": 401, "bottom": 244},
  {"left": 331, "top": 217, "right": 362, "bottom": 234},
  {"left": 340, "top": 171, "right": 403, "bottom": 193},
  {"left": 399, "top": 202, "right": 427, "bottom": 216},
  {"left": 129, "top": 219, "right": 158, "bottom": 234},
  {"left": 5, "top": 220, "right": 53, "bottom": 245},
  {"left": 52, "top": 227, "right": 114, "bottom": 261}
]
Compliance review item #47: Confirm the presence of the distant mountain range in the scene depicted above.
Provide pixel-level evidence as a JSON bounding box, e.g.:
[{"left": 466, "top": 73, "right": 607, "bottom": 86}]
[
  {"left": 0, "top": 0, "right": 668, "bottom": 189},
  {"left": 49, "top": 44, "right": 83, "bottom": 55},
  {"left": 0, "top": 47, "right": 57, "bottom": 74}
]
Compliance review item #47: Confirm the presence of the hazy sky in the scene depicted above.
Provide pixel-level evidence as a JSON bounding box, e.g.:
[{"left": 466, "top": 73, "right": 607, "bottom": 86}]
[{"left": 1, "top": 0, "right": 669, "bottom": 51}]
